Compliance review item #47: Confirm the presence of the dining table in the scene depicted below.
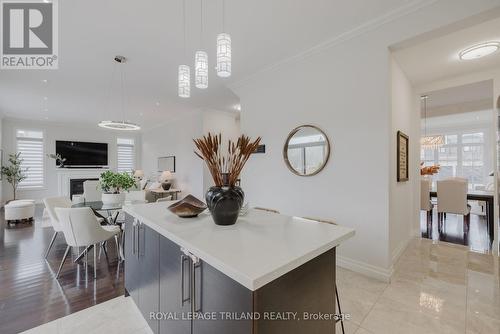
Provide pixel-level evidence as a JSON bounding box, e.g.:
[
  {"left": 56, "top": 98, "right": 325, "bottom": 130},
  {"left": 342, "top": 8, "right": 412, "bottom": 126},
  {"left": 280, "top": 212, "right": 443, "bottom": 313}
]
[{"left": 429, "top": 189, "right": 494, "bottom": 243}]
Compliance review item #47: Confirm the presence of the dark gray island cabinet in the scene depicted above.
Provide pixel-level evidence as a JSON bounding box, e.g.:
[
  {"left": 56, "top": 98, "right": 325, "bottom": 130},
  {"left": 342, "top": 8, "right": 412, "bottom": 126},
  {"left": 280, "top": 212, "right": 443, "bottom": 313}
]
[{"left": 122, "top": 204, "right": 355, "bottom": 334}]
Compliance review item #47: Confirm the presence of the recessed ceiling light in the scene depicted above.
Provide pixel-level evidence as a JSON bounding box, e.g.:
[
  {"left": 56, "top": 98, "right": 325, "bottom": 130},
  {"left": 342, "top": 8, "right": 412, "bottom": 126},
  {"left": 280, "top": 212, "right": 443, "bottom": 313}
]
[
  {"left": 43, "top": 96, "right": 48, "bottom": 100},
  {"left": 139, "top": 112, "right": 144, "bottom": 117},
  {"left": 155, "top": 102, "right": 160, "bottom": 107},
  {"left": 42, "top": 79, "right": 48, "bottom": 83},
  {"left": 459, "top": 41, "right": 500, "bottom": 60}
]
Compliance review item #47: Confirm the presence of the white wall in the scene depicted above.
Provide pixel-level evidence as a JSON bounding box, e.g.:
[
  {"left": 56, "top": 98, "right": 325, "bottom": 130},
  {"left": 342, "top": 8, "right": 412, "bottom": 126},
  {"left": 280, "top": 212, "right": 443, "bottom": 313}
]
[
  {"left": 202, "top": 110, "right": 241, "bottom": 193},
  {"left": 141, "top": 109, "right": 241, "bottom": 200},
  {"left": 232, "top": 0, "right": 498, "bottom": 281},
  {"left": 389, "top": 57, "right": 419, "bottom": 266},
  {"left": 141, "top": 111, "right": 204, "bottom": 199},
  {"left": 1, "top": 118, "right": 141, "bottom": 202}
]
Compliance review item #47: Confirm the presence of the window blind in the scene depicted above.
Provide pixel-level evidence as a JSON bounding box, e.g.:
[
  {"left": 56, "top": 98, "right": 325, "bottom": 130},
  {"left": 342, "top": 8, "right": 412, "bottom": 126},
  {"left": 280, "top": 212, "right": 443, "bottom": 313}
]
[{"left": 16, "top": 130, "right": 44, "bottom": 188}]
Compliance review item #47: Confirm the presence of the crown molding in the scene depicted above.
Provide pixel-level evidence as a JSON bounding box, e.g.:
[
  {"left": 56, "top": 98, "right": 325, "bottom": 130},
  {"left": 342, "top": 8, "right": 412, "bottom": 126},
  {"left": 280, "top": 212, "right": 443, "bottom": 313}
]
[{"left": 229, "top": 0, "right": 438, "bottom": 91}]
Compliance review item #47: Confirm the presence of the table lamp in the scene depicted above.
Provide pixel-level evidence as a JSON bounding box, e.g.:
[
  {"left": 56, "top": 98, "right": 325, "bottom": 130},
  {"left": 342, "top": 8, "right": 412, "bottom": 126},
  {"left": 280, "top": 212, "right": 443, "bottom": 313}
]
[
  {"left": 160, "top": 171, "right": 173, "bottom": 190},
  {"left": 133, "top": 170, "right": 144, "bottom": 180}
]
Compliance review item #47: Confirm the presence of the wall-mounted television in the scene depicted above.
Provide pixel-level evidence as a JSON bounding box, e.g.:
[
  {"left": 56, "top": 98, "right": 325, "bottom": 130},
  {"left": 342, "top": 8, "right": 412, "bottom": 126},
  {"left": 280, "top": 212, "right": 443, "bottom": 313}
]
[{"left": 56, "top": 141, "right": 108, "bottom": 168}]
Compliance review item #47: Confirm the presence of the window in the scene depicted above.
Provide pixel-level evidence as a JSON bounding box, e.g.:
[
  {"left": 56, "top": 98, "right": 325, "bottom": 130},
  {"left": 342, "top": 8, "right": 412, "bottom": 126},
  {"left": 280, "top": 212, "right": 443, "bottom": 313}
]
[
  {"left": 117, "top": 138, "right": 135, "bottom": 173},
  {"left": 16, "top": 130, "right": 44, "bottom": 188},
  {"left": 420, "top": 131, "right": 489, "bottom": 190}
]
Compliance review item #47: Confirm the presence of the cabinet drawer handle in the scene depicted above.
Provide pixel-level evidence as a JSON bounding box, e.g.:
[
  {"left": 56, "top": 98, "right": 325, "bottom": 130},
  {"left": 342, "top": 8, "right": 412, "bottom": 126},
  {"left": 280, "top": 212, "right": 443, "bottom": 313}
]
[
  {"left": 192, "top": 259, "right": 201, "bottom": 313},
  {"left": 139, "top": 224, "right": 145, "bottom": 257},
  {"left": 132, "top": 225, "right": 137, "bottom": 255},
  {"left": 180, "top": 254, "right": 190, "bottom": 307}
]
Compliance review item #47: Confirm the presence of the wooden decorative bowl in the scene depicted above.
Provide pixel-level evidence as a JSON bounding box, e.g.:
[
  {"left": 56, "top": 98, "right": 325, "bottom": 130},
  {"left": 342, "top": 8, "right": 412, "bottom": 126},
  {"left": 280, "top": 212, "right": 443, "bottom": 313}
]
[{"left": 168, "top": 195, "right": 207, "bottom": 218}]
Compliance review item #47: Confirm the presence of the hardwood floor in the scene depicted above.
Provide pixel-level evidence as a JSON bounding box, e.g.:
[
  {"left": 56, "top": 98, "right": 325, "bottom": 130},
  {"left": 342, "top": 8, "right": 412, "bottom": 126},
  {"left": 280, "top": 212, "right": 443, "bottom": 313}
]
[
  {"left": 0, "top": 205, "right": 124, "bottom": 334},
  {"left": 420, "top": 209, "right": 492, "bottom": 253}
]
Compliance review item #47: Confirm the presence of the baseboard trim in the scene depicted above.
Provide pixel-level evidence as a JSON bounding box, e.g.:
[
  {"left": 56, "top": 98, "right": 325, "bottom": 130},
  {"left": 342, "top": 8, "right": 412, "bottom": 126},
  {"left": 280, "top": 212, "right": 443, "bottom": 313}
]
[
  {"left": 337, "top": 256, "right": 392, "bottom": 283},
  {"left": 391, "top": 237, "right": 411, "bottom": 266}
]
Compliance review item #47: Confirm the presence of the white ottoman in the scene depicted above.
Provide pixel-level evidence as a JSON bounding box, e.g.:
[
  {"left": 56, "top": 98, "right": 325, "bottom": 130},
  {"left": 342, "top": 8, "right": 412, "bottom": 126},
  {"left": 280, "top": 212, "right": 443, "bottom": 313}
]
[{"left": 5, "top": 200, "right": 36, "bottom": 224}]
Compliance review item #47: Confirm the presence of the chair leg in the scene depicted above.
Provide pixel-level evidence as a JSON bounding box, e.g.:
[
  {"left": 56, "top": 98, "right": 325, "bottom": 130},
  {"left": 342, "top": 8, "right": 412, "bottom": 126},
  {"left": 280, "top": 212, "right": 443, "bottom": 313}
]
[
  {"left": 44, "top": 231, "right": 58, "bottom": 259},
  {"left": 56, "top": 246, "right": 71, "bottom": 279},
  {"left": 464, "top": 214, "right": 470, "bottom": 234},
  {"left": 114, "top": 234, "right": 120, "bottom": 261},
  {"left": 336, "top": 284, "right": 345, "bottom": 334},
  {"left": 94, "top": 244, "right": 97, "bottom": 279}
]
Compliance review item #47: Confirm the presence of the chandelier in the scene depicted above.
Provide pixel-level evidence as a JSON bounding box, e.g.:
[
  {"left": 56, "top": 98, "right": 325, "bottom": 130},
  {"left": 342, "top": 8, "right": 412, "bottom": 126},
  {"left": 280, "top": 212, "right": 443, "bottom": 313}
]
[
  {"left": 178, "top": 0, "right": 232, "bottom": 97},
  {"left": 421, "top": 95, "right": 443, "bottom": 149},
  {"left": 98, "top": 56, "right": 140, "bottom": 131},
  {"left": 421, "top": 135, "right": 444, "bottom": 149}
]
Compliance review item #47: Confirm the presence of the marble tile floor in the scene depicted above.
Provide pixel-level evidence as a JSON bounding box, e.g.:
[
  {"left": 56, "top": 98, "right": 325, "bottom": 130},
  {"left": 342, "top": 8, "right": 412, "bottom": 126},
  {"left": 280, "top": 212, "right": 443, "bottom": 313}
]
[{"left": 22, "top": 238, "right": 500, "bottom": 334}]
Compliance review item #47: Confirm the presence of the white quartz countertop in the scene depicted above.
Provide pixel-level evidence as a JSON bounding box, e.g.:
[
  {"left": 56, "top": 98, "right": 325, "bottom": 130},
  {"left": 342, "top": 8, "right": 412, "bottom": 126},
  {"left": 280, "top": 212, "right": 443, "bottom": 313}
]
[{"left": 123, "top": 202, "right": 355, "bottom": 291}]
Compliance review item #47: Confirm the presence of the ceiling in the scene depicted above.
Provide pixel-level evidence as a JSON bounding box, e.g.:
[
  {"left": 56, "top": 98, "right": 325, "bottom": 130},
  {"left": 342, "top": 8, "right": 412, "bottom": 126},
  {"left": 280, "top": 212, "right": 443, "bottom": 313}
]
[
  {"left": 0, "top": 0, "right": 427, "bottom": 130},
  {"left": 424, "top": 80, "right": 493, "bottom": 109},
  {"left": 392, "top": 15, "right": 500, "bottom": 86}
]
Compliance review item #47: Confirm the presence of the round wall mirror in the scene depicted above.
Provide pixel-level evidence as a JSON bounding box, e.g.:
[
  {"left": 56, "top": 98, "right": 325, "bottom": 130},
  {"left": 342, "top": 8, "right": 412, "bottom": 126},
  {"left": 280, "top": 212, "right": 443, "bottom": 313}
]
[{"left": 283, "top": 125, "right": 331, "bottom": 176}]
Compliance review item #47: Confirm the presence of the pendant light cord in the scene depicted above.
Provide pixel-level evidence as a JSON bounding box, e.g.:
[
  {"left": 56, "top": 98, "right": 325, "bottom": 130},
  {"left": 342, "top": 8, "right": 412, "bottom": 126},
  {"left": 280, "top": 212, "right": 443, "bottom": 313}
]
[
  {"left": 222, "top": 0, "right": 225, "bottom": 32},
  {"left": 120, "top": 63, "right": 125, "bottom": 121},
  {"left": 200, "top": 0, "right": 203, "bottom": 46},
  {"left": 183, "top": 0, "right": 186, "bottom": 58}
]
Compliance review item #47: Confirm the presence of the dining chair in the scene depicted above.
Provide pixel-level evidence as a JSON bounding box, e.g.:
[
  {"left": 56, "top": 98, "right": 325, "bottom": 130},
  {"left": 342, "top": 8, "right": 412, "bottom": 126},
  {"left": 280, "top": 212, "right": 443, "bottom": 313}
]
[
  {"left": 54, "top": 207, "right": 121, "bottom": 279},
  {"left": 420, "top": 178, "right": 433, "bottom": 225},
  {"left": 83, "top": 180, "right": 102, "bottom": 202},
  {"left": 125, "top": 190, "right": 147, "bottom": 203},
  {"left": 43, "top": 197, "right": 107, "bottom": 260},
  {"left": 254, "top": 207, "right": 280, "bottom": 214},
  {"left": 437, "top": 178, "right": 471, "bottom": 235},
  {"left": 301, "top": 216, "right": 344, "bottom": 334},
  {"left": 42, "top": 197, "right": 71, "bottom": 259}
]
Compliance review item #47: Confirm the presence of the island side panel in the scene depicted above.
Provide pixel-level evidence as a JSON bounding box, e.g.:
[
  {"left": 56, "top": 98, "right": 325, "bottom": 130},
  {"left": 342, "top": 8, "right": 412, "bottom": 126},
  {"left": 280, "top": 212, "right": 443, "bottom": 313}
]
[{"left": 253, "top": 248, "right": 336, "bottom": 334}]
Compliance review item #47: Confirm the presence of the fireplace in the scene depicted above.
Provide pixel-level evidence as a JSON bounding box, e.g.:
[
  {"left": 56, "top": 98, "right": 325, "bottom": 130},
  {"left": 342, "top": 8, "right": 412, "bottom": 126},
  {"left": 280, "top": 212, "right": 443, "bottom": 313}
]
[{"left": 70, "top": 178, "right": 98, "bottom": 199}]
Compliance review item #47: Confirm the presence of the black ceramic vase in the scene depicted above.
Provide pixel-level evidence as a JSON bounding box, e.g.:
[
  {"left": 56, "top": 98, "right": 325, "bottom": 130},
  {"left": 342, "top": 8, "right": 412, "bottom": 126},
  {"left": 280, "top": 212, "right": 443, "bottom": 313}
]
[{"left": 205, "top": 186, "right": 244, "bottom": 226}]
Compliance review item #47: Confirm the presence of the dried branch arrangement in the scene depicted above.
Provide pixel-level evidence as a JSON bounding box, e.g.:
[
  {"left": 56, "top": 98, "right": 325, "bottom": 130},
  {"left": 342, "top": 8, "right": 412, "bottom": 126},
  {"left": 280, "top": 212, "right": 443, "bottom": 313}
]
[{"left": 194, "top": 133, "right": 261, "bottom": 187}]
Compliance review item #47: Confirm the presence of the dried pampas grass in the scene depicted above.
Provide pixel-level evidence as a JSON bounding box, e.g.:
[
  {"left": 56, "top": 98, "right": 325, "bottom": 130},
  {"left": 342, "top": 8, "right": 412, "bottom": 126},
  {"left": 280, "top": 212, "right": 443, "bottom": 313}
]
[{"left": 194, "top": 133, "right": 261, "bottom": 187}]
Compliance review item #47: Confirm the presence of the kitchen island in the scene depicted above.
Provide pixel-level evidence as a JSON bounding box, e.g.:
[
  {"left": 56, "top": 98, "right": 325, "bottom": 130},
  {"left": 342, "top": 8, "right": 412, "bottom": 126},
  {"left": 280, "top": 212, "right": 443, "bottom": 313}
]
[{"left": 122, "top": 202, "right": 355, "bottom": 334}]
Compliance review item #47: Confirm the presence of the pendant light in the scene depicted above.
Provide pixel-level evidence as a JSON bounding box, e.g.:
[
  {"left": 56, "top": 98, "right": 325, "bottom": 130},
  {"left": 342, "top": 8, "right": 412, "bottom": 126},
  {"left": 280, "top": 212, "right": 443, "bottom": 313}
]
[
  {"left": 195, "top": 0, "right": 208, "bottom": 89},
  {"left": 178, "top": 0, "right": 191, "bottom": 98},
  {"left": 216, "top": 0, "right": 231, "bottom": 77},
  {"left": 98, "top": 56, "right": 141, "bottom": 131},
  {"left": 420, "top": 95, "right": 444, "bottom": 149}
]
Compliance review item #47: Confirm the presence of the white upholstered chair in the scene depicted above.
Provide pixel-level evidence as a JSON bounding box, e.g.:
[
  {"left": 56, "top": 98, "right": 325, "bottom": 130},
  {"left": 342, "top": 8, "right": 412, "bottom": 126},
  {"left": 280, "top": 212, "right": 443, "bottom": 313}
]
[
  {"left": 43, "top": 196, "right": 105, "bottom": 259},
  {"left": 54, "top": 207, "right": 121, "bottom": 279},
  {"left": 43, "top": 197, "right": 71, "bottom": 259},
  {"left": 421, "top": 178, "right": 433, "bottom": 224},
  {"left": 83, "top": 180, "right": 102, "bottom": 202},
  {"left": 125, "top": 190, "right": 147, "bottom": 204},
  {"left": 437, "top": 178, "right": 471, "bottom": 234}
]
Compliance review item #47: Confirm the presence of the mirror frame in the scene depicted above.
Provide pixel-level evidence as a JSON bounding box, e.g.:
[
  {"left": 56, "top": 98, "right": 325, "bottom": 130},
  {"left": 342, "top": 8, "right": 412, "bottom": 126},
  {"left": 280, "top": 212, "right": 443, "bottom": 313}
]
[{"left": 283, "top": 124, "right": 331, "bottom": 177}]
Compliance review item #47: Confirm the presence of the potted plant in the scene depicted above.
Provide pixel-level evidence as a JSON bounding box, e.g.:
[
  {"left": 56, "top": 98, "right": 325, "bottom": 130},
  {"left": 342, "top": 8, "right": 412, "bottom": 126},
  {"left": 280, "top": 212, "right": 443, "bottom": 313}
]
[
  {"left": 194, "top": 133, "right": 261, "bottom": 225},
  {"left": 99, "top": 170, "right": 136, "bottom": 204},
  {"left": 1, "top": 153, "right": 28, "bottom": 201}
]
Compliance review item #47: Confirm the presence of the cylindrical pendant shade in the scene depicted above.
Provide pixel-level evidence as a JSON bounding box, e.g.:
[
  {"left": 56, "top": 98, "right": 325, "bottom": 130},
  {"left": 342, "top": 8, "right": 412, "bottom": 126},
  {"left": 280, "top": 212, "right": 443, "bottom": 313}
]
[
  {"left": 195, "top": 51, "right": 208, "bottom": 89},
  {"left": 178, "top": 65, "right": 190, "bottom": 98},
  {"left": 216, "top": 33, "right": 231, "bottom": 78}
]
